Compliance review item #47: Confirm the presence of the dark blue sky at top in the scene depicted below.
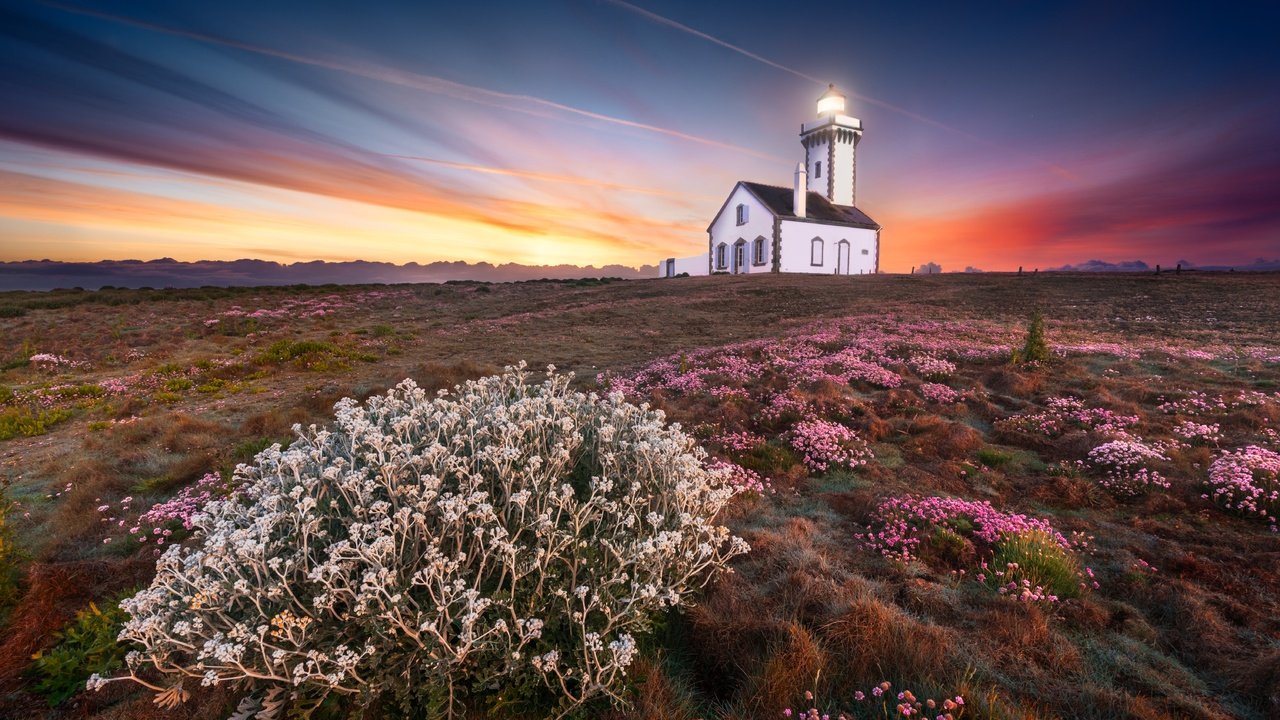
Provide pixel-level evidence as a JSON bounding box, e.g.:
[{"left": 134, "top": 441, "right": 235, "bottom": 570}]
[{"left": 0, "top": 0, "right": 1277, "bottom": 270}]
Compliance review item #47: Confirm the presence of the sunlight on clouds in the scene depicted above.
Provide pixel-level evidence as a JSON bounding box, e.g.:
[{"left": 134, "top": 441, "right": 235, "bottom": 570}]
[{"left": 0, "top": 168, "right": 690, "bottom": 266}]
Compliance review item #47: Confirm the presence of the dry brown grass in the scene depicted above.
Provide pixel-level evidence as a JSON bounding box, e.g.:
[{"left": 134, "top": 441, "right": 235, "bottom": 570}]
[
  {"left": 0, "top": 558, "right": 149, "bottom": 692},
  {"left": 902, "top": 415, "right": 984, "bottom": 460},
  {"left": 3, "top": 273, "right": 1280, "bottom": 718}
]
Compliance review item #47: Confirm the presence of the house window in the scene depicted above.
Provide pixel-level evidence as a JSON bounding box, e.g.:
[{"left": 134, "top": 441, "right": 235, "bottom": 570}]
[
  {"left": 861, "top": 248, "right": 869, "bottom": 255},
  {"left": 716, "top": 243, "right": 727, "bottom": 269},
  {"left": 810, "top": 237, "right": 824, "bottom": 265},
  {"left": 815, "top": 161, "right": 822, "bottom": 179},
  {"left": 736, "top": 204, "right": 748, "bottom": 225},
  {"left": 753, "top": 236, "right": 766, "bottom": 265}
]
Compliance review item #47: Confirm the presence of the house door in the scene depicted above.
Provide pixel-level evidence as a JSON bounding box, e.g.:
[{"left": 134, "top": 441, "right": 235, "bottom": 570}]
[
  {"left": 837, "top": 241, "right": 850, "bottom": 275},
  {"left": 734, "top": 241, "right": 746, "bottom": 274}
]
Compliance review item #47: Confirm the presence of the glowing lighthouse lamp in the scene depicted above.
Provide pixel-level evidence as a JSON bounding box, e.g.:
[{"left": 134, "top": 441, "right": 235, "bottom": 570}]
[{"left": 816, "top": 84, "right": 846, "bottom": 116}]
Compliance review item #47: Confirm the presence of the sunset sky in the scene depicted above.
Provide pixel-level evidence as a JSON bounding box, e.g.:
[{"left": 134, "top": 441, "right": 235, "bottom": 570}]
[{"left": 1, "top": 0, "right": 1278, "bottom": 272}]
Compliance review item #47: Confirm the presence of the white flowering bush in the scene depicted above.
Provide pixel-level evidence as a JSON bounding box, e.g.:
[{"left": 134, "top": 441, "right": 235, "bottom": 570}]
[{"left": 90, "top": 364, "right": 747, "bottom": 716}]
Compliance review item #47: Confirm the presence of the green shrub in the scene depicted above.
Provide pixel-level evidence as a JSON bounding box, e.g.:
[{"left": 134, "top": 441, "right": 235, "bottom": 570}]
[
  {"left": 163, "top": 378, "right": 194, "bottom": 392},
  {"left": 152, "top": 362, "right": 184, "bottom": 376},
  {"left": 991, "top": 530, "right": 1082, "bottom": 600},
  {"left": 29, "top": 596, "right": 130, "bottom": 706},
  {"left": 69, "top": 384, "right": 105, "bottom": 398},
  {"left": 196, "top": 378, "right": 226, "bottom": 393},
  {"left": 975, "top": 447, "right": 1013, "bottom": 468},
  {"left": 1012, "top": 308, "right": 1050, "bottom": 364},
  {"left": 0, "top": 406, "right": 73, "bottom": 440},
  {"left": 0, "top": 306, "right": 25, "bottom": 318},
  {"left": 372, "top": 323, "right": 396, "bottom": 338},
  {"left": 232, "top": 436, "right": 281, "bottom": 463},
  {"left": 256, "top": 340, "right": 351, "bottom": 370},
  {"left": 0, "top": 385, "right": 12, "bottom": 404},
  {"left": 737, "top": 440, "right": 800, "bottom": 477}
]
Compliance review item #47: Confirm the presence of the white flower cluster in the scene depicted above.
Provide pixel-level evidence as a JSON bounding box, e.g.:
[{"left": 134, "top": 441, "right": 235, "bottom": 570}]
[{"left": 92, "top": 363, "right": 748, "bottom": 715}]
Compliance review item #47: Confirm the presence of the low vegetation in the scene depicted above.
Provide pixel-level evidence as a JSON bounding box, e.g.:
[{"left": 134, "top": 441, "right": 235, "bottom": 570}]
[
  {"left": 1, "top": 273, "right": 1279, "bottom": 719},
  {"left": 28, "top": 596, "right": 129, "bottom": 706}
]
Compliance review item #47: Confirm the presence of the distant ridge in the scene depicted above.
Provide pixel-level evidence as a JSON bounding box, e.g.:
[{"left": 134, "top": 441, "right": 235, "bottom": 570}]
[
  {"left": 0, "top": 258, "right": 657, "bottom": 292},
  {"left": 1047, "top": 258, "right": 1280, "bottom": 273}
]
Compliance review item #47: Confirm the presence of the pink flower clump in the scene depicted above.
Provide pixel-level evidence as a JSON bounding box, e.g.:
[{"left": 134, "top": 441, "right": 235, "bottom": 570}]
[
  {"left": 920, "top": 382, "right": 962, "bottom": 404},
  {"left": 1205, "top": 446, "right": 1280, "bottom": 531},
  {"left": 714, "top": 430, "right": 765, "bottom": 452},
  {"left": 861, "top": 494, "right": 1073, "bottom": 563},
  {"left": 29, "top": 353, "right": 84, "bottom": 370},
  {"left": 789, "top": 419, "right": 871, "bottom": 473},
  {"left": 1172, "top": 420, "right": 1222, "bottom": 446},
  {"left": 908, "top": 353, "right": 956, "bottom": 380},
  {"left": 706, "top": 459, "right": 773, "bottom": 495},
  {"left": 781, "top": 682, "right": 964, "bottom": 720},
  {"left": 129, "top": 472, "right": 245, "bottom": 544},
  {"left": 1086, "top": 440, "right": 1171, "bottom": 496},
  {"left": 997, "top": 396, "right": 1139, "bottom": 439}
]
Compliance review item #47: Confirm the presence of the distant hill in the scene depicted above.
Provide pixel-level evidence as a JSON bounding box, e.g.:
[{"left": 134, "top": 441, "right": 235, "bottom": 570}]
[
  {"left": 0, "top": 258, "right": 656, "bottom": 291},
  {"left": 1048, "top": 258, "right": 1280, "bottom": 272}
]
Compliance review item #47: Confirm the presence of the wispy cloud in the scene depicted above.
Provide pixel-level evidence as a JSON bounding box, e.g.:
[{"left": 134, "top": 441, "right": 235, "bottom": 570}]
[
  {"left": 382, "top": 154, "right": 718, "bottom": 201},
  {"left": 36, "top": 0, "right": 785, "bottom": 162},
  {"left": 604, "top": 0, "right": 1075, "bottom": 179}
]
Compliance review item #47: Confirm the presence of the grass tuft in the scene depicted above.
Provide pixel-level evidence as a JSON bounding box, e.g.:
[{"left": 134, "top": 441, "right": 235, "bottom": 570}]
[{"left": 991, "top": 530, "right": 1083, "bottom": 600}]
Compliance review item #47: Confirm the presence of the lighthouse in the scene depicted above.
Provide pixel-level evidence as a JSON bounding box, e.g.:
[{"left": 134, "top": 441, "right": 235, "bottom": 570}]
[
  {"left": 801, "top": 84, "right": 862, "bottom": 206},
  {"left": 658, "top": 84, "right": 880, "bottom": 278}
]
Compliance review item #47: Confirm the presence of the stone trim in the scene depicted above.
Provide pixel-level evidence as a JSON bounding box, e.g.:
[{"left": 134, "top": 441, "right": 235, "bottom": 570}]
[
  {"left": 827, "top": 130, "right": 835, "bottom": 200},
  {"left": 874, "top": 228, "right": 881, "bottom": 273},
  {"left": 852, "top": 133, "right": 859, "bottom": 206},
  {"left": 810, "top": 237, "right": 824, "bottom": 266},
  {"left": 771, "top": 217, "right": 781, "bottom": 272}
]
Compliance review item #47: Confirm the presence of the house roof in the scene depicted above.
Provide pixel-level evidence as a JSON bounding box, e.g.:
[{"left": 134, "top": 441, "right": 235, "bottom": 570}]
[{"left": 740, "top": 182, "right": 880, "bottom": 229}]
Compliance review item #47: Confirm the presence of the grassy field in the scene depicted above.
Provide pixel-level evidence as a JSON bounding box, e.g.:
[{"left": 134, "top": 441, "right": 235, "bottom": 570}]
[{"left": 1, "top": 272, "right": 1279, "bottom": 719}]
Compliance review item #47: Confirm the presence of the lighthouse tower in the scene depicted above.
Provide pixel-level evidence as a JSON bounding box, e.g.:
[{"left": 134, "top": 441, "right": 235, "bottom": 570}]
[{"left": 800, "top": 84, "right": 862, "bottom": 206}]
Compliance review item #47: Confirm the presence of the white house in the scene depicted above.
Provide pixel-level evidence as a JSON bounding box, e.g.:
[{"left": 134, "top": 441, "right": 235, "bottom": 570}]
[{"left": 659, "top": 85, "right": 881, "bottom": 278}]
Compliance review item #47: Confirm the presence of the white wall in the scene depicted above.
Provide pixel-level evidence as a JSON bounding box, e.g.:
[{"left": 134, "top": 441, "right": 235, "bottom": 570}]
[
  {"left": 807, "top": 136, "right": 828, "bottom": 202},
  {"left": 707, "top": 184, "right": 774, "bottom": 274},
  {"left": 830, "top": 139, "right": 856, "bottom": 206},
  {"left": 778, "top": 221, "right": 876, "bottom": 275},
  {"left": 656, "top": 255, "right": 709, "bottom": 277}
]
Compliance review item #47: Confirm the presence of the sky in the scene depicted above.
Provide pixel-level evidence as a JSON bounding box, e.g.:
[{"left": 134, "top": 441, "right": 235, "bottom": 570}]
[{"left": 1, "top": 0, "right": 1278, "bottom": 273}]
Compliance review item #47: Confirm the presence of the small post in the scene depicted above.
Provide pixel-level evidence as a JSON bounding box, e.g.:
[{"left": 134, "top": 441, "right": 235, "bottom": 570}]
[
  {"left": 1018, "top": 266, "right": 1023, "bottom": 276},
  {"left": 911, "top": 266, "right": 916, "bottom": 274},
  {"left": 1176, "top": 263, "right": 1182, "bottom": 274},
  {"left": 1156, "top": 264, "right": 1161, "bottom": 274}
]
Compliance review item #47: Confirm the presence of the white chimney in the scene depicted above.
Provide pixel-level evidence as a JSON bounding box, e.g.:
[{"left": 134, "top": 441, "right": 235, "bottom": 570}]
[{"left": 793, "top": 162, "right": 807, "bottom": 219}]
